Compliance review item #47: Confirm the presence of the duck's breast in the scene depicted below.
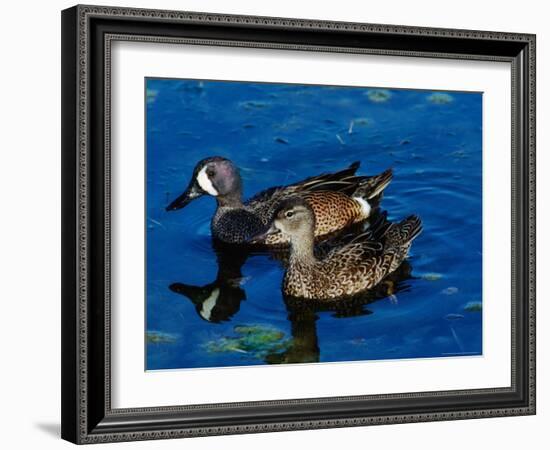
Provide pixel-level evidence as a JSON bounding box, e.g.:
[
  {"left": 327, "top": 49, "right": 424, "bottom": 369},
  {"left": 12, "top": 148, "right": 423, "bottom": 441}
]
[{"left": 212, "top": 208, "right": 265, "bottom": 244}]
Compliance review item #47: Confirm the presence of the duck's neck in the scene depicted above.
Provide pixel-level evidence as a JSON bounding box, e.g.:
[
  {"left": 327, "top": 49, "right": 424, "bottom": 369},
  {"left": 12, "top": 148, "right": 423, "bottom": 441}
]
[
  {"left": 289, "top": 233, "right": 316, "bottom": 266},
  {"left": 215, "top": 190, "right": 244, "bottom": 209}
]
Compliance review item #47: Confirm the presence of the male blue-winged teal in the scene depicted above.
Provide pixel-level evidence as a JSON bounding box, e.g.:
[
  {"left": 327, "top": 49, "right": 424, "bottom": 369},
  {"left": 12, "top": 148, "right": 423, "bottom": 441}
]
[
  {"left": 250, "top": 197, "right": 422, "bottom": 300},
  {"left": 166, "top": 157, "right": 392, "bottom": 245}
]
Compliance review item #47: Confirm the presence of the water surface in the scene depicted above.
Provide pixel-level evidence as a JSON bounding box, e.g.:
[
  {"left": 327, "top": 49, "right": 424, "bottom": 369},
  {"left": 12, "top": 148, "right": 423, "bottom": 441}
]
[{"left": 145, "top": 79, "right": 482, "bottom": 370}]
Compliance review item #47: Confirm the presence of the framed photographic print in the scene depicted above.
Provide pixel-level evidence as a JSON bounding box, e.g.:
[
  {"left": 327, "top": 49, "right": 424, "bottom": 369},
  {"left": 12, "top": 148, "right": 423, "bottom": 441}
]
[{"left": 61, "top": 4, "right": 536, "bottom": 444}]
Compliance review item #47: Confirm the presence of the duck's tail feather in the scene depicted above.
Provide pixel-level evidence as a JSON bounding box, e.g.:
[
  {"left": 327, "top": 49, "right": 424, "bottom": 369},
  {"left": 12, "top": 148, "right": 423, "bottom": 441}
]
[
  {"left": 348, "top": 161, "right": 361, "bottom": 172},
  {"left": 378, "top": 215, "right": 422, "bottom": 274},
  {"left": 297, "top": 161, "right": 360, "bottom": 187},
  {"left": 352, "top": 168, "right": 393, "bottom": 200},
  {"left": 385, "top": 215, "right": 423, "bottom": 248}
]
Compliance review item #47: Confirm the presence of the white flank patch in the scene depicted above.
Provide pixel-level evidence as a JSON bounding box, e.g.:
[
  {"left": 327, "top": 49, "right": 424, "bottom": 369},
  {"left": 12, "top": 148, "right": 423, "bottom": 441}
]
[
  {"left": 353, "top": 197, "right": 372, "bottom": 218},
  {"left": 199, "top": 288, "right": 220, "bottom": 321},
  {"left": 197, "top": 167, "right": 218, "bottom": 196}
]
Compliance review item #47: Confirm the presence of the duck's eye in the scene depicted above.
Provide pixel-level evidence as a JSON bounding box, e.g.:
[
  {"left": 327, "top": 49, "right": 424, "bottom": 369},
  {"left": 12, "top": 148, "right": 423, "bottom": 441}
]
[
  {"left": 285, "top": 210, "right": 295, "bottom": 219},
  {"left": 206, "top": 169, "right": 215, "bottom": 177}
]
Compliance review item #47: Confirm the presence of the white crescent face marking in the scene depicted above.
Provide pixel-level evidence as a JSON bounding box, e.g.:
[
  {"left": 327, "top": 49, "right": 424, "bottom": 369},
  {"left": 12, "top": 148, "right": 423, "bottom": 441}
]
[
  {"left": 353, "top": 197, "right": 372, "bottom": 217},
  {"left": 197, "top": 166, "right": 219, "bottom": 196},
  {"left": 199, "top": 288, "right": 220, "bottom": 321}
]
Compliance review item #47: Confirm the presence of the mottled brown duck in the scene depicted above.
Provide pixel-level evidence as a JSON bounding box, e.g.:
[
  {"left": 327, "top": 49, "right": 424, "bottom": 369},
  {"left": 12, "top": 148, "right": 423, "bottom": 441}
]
[{"left": 250, "top": 197, "right": 422, "bottom": 300}]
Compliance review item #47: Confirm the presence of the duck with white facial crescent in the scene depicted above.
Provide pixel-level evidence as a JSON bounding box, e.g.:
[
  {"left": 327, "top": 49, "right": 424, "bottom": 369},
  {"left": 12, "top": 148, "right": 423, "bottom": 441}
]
[{"left": 166, "top": 156, "right": 393, "bottom": 246}]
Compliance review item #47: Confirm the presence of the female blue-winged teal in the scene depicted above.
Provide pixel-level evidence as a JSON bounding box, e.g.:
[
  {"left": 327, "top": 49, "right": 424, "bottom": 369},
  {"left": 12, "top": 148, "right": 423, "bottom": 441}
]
[
  {"left": 250, "top": 197, "right": 422, "bottom": 300},
  {"left": 166, "top": 157, "right": 392, "bottom": 245}
]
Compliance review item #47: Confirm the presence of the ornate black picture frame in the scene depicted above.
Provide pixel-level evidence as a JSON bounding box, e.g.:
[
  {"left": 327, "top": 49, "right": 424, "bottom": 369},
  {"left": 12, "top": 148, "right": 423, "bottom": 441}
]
[{"left": 61, "top": 4, "right": 536, "bottom": 444}]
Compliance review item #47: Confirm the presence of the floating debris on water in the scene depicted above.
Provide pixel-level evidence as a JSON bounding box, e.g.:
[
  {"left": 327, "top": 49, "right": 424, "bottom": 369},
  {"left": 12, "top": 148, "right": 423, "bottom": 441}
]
[
  {"left": 449, "top": 325, "right": 465, "bottom": 352},
  {"left": 336, "top": 134, "right": 345, "bottom": 145},
  {"left": 366, "top": 89, "right": 392, "bottom": 103},
  {"left": 204, "top": 324, "right": 290, "bottom": 359},
  {"left": 350, "top": 337, "right": 367, "bottom": 346},
  {"left": 464, "top": 301, "right": 482, "bottom": 312},
  {"left": 427, "top": 93, "right": 454, "bottom": 104},
  {"left": 146, "top": 331, "right": 178, "bottom": 344},
  {"left": 351, "top": 335, "right": 385, "bottom": 347},
  {"left": 355, "top": 117, "right": 371, "bottom": 126},
  {"left": 148, "top": 217, "right": 166, "bottom": 229},
  {"left": 348, "top": 117, "right": 372, "bottom": 134},
  {"left": 146, "top": 89, "right": 159, "bottom": 104},
  {"left": 451, "top": 149, "right": 467, "bottom": 158},
  {"left": 349, "top": 118, "right": 371, "bottom": 134},
  {"left": 421, "top": 273, "right": 443, "bottom": 281},
  {"left": 432, "top": 335, "right": 452, "bottom": 345},
  {"left": 441, "top": 287, "right": 459, "bottom": 295},
  {"left": 177, "top": 81, "right": 204, "bottom": 93},
  {"left": 275, "top": 137, "right": 289, "bottom": 145},
  {"left": 239, "top": 100, "right": 269, "bottom": 110},
  {"left": 445, "top": 313, "right": 464, "bottom": 321},
  {"left": 260, "top": 157, "right": 270, "bottom": 163}
]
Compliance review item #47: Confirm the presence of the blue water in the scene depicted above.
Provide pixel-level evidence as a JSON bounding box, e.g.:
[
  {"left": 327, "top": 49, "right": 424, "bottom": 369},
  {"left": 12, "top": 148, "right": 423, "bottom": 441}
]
[{"left": 145, "top": 79, "right": 482, "bottom": 370}]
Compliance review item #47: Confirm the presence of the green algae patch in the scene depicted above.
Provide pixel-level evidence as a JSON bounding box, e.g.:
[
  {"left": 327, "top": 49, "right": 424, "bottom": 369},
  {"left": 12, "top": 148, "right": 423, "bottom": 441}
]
[
  {"left": 464, "top": 301, "right": 482, "bottom": 312},
  {"left": 205, "top": 324, "right": 290, "bottom": 358},
  {"left": 146, "top": 89, "right": 159, "bottom": 105},
  {"left": 421, "top": 272, "right": 443, "bottom": 281},
  {"left": 146, "top": 331, "right": 178, "bottom": 344},
  {"left": 427, "top": 93, "right": 453, "bottom": 104},
  {"left": 441, "top": 287, "right": 459, "bottom": 295},
  {"left": 366, "top": 89, "right": 392, "bottom": 103},
  {"left": 353, "top": 117, "right": 372, "bottom": 127}
]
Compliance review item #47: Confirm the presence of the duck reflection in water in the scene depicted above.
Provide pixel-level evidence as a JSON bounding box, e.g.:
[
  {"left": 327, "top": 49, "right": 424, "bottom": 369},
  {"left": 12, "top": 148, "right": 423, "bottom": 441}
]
[
  {"left": 169, "top": 242, "right": 252, "bottom": 323},
  {"left": 264, "top": 260, "right": 413, "bottom": 365}
]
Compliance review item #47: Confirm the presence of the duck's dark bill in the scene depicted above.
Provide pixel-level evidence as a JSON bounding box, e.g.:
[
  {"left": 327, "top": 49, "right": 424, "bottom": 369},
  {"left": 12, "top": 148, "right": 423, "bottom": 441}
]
[
  {"left": 166, "top": 184, "right": 203, "bottom": 211},
  {"left": 247, "top": 224, "right": 280, "bottom": 244}
]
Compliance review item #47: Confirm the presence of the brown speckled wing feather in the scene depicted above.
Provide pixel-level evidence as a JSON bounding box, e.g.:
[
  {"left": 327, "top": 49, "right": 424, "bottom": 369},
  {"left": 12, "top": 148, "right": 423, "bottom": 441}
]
[{"left": 244, "top": 162, "right": 362, "bottom": 222}]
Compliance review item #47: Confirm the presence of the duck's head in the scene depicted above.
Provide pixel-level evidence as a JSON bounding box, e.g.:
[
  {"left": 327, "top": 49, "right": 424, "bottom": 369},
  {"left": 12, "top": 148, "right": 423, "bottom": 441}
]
[
  {"left": 249, "top": 197, "right": 315, "bottom": 244},
  {"left": 166, "top": 157, "right": 242, "bottom": 211}
]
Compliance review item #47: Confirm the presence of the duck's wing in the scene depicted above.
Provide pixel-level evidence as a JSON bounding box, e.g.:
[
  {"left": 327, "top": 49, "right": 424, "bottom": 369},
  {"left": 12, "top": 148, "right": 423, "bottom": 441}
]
[
  {"left": 283, "top": 163, "right": 392, "bottom": 200},
  {"left": 246, "top": 162, "right": 361, "bottom": 204},
  {"left": 281, "top": 161, "right": 362, "bottom": 195},
  {"left": 245, "top": 162, "right": 362, "bottom": 222},
  {"left": 331, "top": 214, "right": 422, "bottom": 284},
  {"left": 315, "top": 210, "right": 390, "bottom": 259},
  {"left": 325, "top": 240, "right": 381, "bottom": 265}
]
